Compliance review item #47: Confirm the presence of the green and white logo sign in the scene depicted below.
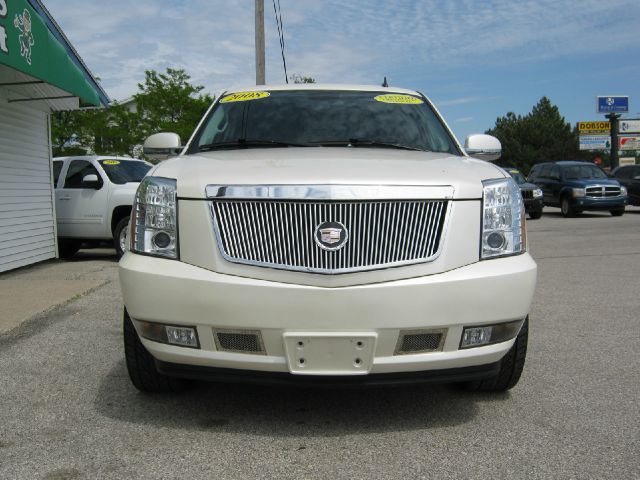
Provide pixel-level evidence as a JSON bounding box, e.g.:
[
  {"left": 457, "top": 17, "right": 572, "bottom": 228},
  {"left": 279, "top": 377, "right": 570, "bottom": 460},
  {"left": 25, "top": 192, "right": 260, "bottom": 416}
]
[
  {"left": 0, "top": 0, "right": 8, "bottom": 55},
  {"left": 0, "top": 0, "right": 102, "bottom": 106},
  {"left": 14, "top": 6, "right": 34, "bottom": 65},
  {"left": 0, "top": 0, "right": 36, "bottom": 64}
]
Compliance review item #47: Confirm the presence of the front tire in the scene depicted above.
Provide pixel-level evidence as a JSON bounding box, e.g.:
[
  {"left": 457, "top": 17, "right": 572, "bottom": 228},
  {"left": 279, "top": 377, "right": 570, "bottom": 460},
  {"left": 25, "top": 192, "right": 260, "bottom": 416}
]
[
  {"left": 610, "top": 208, "right": 625, "bottom": 217},
  {"left": 113, "top": 216, "right": 130, "bottom": 258},
  {"left": 561, "top": 196, "right": 576, "bottom": 217},
  {"left": 123, "top": 309, "right": 189, "bottom": 393},
  {"left": 461, "top": 317, "right": 528, "bottom": 392},
  {"left": 528, "top": 210, "right": 542, "bottom": 220}
]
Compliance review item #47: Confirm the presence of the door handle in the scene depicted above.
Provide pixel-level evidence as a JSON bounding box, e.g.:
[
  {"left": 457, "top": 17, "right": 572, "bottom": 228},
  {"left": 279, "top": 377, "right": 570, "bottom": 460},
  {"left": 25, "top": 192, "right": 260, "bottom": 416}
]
[{"left": 59, "top": 196, "right": 72, "bottom": 201}]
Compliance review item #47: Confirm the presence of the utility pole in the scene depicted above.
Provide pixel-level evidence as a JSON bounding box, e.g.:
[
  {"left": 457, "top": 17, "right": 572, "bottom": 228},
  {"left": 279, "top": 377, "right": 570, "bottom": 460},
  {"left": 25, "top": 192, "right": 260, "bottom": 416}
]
[
  {"left": 255, "top": 0, "right": 265, "bottom": 85},
  {"left": 606, "top": 112, "right": 620, "bottom": 170}
]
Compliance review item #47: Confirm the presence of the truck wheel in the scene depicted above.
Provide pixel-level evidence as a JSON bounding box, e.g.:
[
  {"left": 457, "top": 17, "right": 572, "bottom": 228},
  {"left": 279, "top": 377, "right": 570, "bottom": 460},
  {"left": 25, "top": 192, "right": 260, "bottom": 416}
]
[
  {"left": 560, "top": 197, "right": 575, "bottom": 217},
  {"left": 113, "top": 216, "right": 130, "bottom": 258},
  {"left": 57, "top": 239, "right": 80, "bottom": 259},
  {"left": 528, "top": 210, "right": 542, "bottom": 220},
  {"left": 461, "top": 317, "right": 528, "bottom": 393},
  {"left": 123, "top": 309, "right": 189, "bottom": 393},
  {"left": 610, "top": 208, "right": 625, "bottom": 217}
]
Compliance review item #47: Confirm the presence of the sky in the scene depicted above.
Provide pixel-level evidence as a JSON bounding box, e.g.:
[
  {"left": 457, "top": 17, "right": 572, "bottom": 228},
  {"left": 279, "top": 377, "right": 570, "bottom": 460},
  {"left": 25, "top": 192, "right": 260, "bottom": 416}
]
[{"left": 46, "top": 0, "right": 640, "bottom": 141}]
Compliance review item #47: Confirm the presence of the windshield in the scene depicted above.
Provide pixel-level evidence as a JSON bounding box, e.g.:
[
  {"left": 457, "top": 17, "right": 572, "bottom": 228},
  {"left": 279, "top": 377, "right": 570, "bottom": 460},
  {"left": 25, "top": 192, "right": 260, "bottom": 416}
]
[
  {"left": 192, "top": 90, "right": 460, "bottom": 155},
  {"left": 563, "top": 165, "right": 607, "bottom": 180},
  {"left": 507, "top": 170, "right": 526, "bottom": 184},
  {"left": 98, "top": 160, "right": 151, "bottom": 184}
]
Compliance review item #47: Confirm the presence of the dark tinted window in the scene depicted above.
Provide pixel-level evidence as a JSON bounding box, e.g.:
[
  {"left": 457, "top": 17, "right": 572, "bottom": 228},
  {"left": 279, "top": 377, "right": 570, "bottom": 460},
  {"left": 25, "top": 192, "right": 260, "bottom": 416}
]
[
  {"left": 52, "top": 161, "right": 63, "bottom": 187},
  {"left": 98, "top": 160, "right": 151, "bottom": 184},
  {"left": 194, "top": 90, "right": 460, "bottom": 155},
  {"left": 550, "top": 166, "right": 561, "bottom": 180},
  {"left": 614, "top": 166, "right": 635, "bottom": 179},
  {"left": 538, "top": 165, "right": 552, "bottom": 179},
  {"left": 507, "top": 170, "right": 526, "bottom": 184},
  {"left": 64, "top": 160, "right": 103, "bottom": 189},
  {"left": 563, "top": 165, "right": 607, "bottom": 180}
]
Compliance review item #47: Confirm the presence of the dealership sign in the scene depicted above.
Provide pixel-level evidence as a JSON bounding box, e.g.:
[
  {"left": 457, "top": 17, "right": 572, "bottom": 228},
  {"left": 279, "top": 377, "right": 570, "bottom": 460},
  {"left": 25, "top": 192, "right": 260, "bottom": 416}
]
[
  {"left": 620, "top": 120, "right": 640, "bottom": 134},
  {"left": 597, "top": 96, "right": 629, "bottom": 114},
  {"left": 579, "top": 135, "right": 611, "bottom": 151},
  {"left": 578, "top": 121, "right": 610, "bottom": 134},
  {"left": 619, "top": 136, "right": 640, "bottom": 151}
]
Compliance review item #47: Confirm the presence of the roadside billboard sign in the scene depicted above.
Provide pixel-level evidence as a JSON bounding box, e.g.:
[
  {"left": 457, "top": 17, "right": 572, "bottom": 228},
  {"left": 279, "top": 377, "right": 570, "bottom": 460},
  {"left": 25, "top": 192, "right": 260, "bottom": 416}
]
[
  {"left": 596, "top": 96, "right": 629, "bottom": 114},
  {"left": 620, "top": 120, "right": 640, "bottom": 134},
  {"left": 579, "top": 135, "right": 611, "bottom": 151},
  {"left": 619, "top": 157, "right": 636, "bottom": 166},
  {"left": 619, "top": 136, "right": 640, "bottom": 151},
  {"left": 578, "top": 121, "right": 610, "bottom": 134}
]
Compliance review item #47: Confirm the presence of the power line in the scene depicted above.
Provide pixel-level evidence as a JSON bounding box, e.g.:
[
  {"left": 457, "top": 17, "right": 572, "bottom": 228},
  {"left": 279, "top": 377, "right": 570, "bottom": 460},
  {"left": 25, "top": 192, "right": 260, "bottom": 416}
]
[{"left": 272, "top": 0, "right": 288, "bottom": 83}]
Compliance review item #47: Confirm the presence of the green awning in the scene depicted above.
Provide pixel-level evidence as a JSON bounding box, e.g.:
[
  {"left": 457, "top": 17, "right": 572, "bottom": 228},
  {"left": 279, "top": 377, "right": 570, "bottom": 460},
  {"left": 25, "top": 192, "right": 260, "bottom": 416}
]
[{"left": 0, "top": 0, "right": 102, "bottom": 106}]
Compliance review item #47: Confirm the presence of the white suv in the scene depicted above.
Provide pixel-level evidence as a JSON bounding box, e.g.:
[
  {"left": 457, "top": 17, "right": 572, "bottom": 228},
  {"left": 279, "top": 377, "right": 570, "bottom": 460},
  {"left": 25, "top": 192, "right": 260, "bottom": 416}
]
[
  {"left": 119, "top": 85, "right": 537, "bottom": 393},
  {"left": 53, "top": 156, "right": 152, "bottom": 257}
]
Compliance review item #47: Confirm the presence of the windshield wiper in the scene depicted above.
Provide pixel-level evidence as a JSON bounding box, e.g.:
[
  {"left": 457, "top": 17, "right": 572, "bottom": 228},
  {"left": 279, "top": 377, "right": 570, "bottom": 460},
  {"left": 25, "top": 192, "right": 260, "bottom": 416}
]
[
  {"left": 198, "top": 139, "right": 311, "bottom": 151},
  {"left": 314, "top": 138, "right": 428, "bottom": 152}
]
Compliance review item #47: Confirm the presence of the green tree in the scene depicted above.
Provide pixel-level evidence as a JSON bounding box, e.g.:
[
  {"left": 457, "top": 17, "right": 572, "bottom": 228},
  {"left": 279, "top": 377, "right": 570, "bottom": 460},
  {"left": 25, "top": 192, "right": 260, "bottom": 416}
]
[
  {"left": 289, "top": 73, "right": 316, "bottom": 84},
  {"left": 486, "top": 97, "right": 579, "bottom": 173},
  {"left": 51, "top": 68, "right": 213, "bottom": 157},
  {"left": 134, "top": 68, "right": 213, "bottom": 143}
]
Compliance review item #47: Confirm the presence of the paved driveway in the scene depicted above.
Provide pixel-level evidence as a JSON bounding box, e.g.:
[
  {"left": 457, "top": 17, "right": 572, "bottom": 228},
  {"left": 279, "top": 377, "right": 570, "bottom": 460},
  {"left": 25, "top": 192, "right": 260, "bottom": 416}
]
[{"left": 1, "top": 208, "right": 639, "bottom": 479}]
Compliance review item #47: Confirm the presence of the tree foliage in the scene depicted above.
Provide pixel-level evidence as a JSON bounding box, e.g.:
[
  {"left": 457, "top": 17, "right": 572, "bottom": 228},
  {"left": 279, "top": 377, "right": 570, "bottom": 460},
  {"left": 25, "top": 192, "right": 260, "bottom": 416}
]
[
  {"left": 134, "top": 68, "right": 213, "bottom": 143},
  {"left": 486, "top": 97, "right": 579, "bottom": 173},
  {"left": 289, "top": 73, "right": 316, "bottom": 84},
  {"left": 51, "top": 68, "right": 212, "bottom": 158}
]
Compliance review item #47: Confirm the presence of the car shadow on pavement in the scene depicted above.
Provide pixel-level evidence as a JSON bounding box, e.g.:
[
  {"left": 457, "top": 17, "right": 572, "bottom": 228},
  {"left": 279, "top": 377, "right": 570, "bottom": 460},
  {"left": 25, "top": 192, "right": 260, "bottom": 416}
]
[
  {"left": 94, "top": 361, "right": 510, "bottom": 437},
  {"left": 541, "top": 212, "right": 613, "bottom": 219},
  {"left": 64, "top": 248, "right": 118, "bottom": 263}
]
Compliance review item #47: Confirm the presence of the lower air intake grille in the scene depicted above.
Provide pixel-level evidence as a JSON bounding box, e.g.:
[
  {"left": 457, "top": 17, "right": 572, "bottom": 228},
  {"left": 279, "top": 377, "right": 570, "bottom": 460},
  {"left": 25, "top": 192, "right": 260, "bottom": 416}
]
[
  {"left": 395, "top": 329, "right": 446, "bottom": 355},
  {"left": 214, "top": 329, "right": 265, "bottom": 355}
]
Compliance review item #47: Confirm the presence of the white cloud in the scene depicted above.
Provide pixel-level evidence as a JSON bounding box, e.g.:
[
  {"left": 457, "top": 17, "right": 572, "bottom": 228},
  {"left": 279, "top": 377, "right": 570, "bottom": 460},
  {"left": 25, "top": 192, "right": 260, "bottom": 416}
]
[{"left": 44, "top": 0, "right": 640, "bottom": 101}]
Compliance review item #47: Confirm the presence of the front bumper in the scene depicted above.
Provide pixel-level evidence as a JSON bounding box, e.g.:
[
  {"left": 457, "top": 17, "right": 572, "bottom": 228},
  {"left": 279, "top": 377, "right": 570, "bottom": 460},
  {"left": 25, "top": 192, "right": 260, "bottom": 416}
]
[
  {"left": 570, "top": 195, "right": 627, "bottom": 210},
  {"left": 524, "top": 197, "right": 544, "bottom": 213},
  {"left": 119, "top": 252, "right": 537, "bottom": 376}
]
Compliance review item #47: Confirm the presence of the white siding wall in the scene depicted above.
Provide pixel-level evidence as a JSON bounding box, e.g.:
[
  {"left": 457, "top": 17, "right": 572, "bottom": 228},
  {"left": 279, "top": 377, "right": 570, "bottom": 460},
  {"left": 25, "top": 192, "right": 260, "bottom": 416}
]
[{"left": 0, "top": 100, "right": 56, "bottom": 272}]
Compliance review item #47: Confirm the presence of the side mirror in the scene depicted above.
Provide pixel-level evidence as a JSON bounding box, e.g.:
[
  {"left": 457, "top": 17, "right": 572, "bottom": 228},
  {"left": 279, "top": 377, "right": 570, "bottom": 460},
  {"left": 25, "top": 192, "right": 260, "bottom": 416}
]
[
  {"left": 464, "top": 134, "right": 502, "bottom": 162},
  {"left": 143, "top": 132, "right": 182, "bottom": 161},
  {"left": 81, "top": 174, "right": 100, "bottom": 189}
]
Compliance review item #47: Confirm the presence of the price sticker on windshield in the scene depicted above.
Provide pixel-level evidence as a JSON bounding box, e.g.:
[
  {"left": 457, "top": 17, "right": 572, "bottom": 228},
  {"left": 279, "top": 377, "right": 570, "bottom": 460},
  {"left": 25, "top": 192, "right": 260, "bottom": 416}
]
[
  {"left": 374, "top": 94, "right": 423, "bottom": 105},
  {"left": 220, "top": 91, "right": 270, "bottom": 103},
  {"left": 102, "top": 160, "right": 120, "bottom": 165}
]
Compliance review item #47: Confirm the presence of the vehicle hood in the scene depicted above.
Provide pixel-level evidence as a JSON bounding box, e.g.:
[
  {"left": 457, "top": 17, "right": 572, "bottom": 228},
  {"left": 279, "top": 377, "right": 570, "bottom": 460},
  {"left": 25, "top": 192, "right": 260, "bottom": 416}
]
[
  {"left": 151, "top": 148, "right": 507, "bottom": 199},
  {"left": 562, "top": 178, "right": 621, "bottom": 188},
  {"left": 519, "top": 182, "right": 540, "bottom": 190}
]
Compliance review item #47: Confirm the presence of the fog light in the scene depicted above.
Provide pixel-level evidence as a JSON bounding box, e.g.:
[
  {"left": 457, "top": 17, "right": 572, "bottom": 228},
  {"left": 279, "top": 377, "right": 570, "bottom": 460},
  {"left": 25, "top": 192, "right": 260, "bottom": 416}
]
[
  {"left": 486, "top": 232, "right": 505, "bottom": 249},
  {"left": 136, "top": 320, "right": 200, "bottom": 349},
  {"left": 166, "top": 326, "right": 199, "bottom": 347},
  {"left": 460, "top": 319, "right": 524, "bottom": 349},
  {"left": 153, "top": 231, "right": 172, "bottom": 249}
]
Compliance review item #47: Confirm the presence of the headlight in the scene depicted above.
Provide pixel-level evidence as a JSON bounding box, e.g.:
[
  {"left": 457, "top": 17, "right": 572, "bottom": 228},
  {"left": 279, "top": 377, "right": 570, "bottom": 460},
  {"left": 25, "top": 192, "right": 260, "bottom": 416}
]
[
  {"left": 533, "top": 188, "right": 543, "bottom": 198},
  {"left": 481, "top": 178, "right": 525, "bottom": 259},
  {"left": 572, "top": 188, "right": 586, "bottom": 198},
  {"left": 620, "top": 186, "right": 627, "bottom": 196},
  {"left": 131, "top": 176, "right": 178, "bottom": 259}
]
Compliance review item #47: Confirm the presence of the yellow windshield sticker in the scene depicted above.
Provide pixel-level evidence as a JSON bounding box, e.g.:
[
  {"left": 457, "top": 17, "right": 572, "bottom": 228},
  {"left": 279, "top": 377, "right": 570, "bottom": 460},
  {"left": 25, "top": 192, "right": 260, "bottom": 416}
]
[
  {"left": 220, "top": 91, "right": 270, "bottom": 103},
  {"left": 102, "top": 160, "right": 120, "bottom": 165},
  {"left": 374, "top": 94, "right": 423, "bottom": 105}
]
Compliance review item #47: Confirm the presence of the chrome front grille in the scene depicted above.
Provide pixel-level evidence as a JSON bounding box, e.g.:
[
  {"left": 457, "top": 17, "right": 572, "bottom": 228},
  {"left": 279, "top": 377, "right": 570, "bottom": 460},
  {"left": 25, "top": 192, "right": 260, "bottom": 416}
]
[
  {"left": 209, "top": 199, "right": 448, "bottom": 273},
  {"left": 585, "top": 185, "right": 622, "bottom": 198}
]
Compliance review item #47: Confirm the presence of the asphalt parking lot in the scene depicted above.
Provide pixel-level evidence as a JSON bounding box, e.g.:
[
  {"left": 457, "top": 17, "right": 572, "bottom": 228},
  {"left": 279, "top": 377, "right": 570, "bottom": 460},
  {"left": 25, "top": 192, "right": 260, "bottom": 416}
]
[{"left": 1, "top": 207, "right": 639, "bottom": 480}]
